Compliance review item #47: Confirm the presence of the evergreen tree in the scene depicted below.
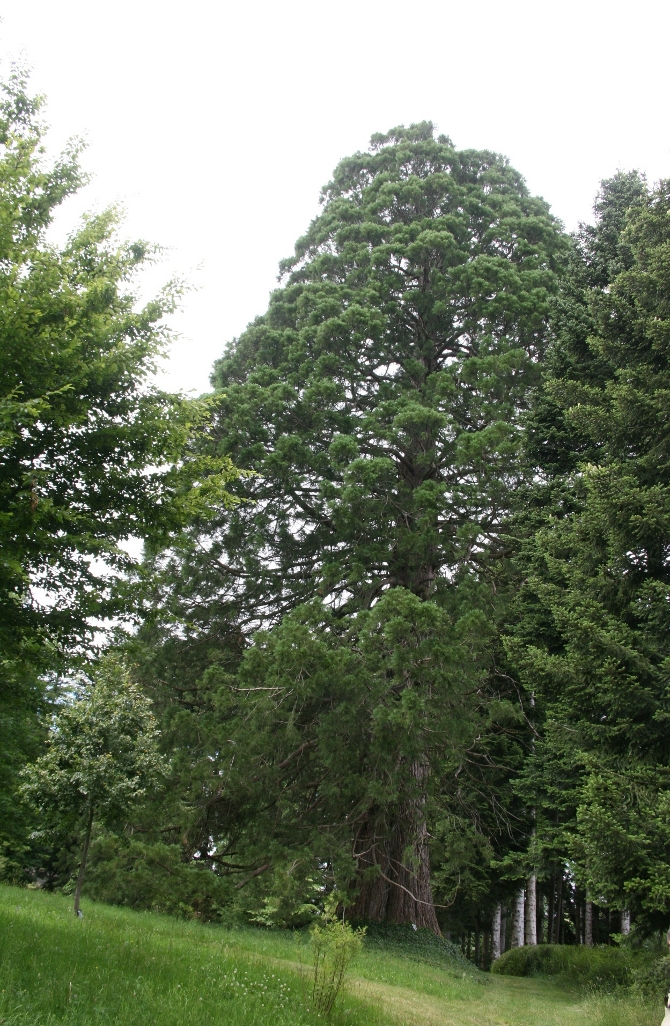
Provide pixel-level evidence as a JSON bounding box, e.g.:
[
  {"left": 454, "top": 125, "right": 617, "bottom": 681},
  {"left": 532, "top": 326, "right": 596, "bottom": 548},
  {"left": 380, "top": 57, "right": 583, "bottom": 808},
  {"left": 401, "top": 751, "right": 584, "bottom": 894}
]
[
  {"left": 141, "top": 124, "right": 566, "bottom": 932},
  {"left": 508, "top": 174, "right": 670, "bottom": 931}
]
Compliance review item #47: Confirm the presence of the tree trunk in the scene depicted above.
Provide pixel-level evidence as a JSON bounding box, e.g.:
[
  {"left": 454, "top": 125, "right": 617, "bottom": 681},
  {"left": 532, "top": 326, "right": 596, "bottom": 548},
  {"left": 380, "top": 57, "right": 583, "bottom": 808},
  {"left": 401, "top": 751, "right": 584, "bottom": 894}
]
[
  {"left": 491, "top": 903, "right": 502, "bottom": 961},
  {"left": 555, "top": 873, "right": 563, "bottom": 944},
  {"left": 584, "top": 899, "right": 593, "bottom": 947},
  {"left": 500, "top": 908, "right": 507, "bottom": 954},
  {"left": 511, "top": 886, "right": 525, "bottom": 947},
  {"left": 525, "top": 874, "right": 537, "bottom": 945},
  {"left": 73, "top": 804, "right": 94, "bottom": 917},
  {"left": 349, "top": 761, "right": 440, "bottom": 935},
  {"left": 547, "top": 875, "right": 555, "bottom": 945},
  {"left": 621, "top": 909, "right": 630, "bottom": 936}
]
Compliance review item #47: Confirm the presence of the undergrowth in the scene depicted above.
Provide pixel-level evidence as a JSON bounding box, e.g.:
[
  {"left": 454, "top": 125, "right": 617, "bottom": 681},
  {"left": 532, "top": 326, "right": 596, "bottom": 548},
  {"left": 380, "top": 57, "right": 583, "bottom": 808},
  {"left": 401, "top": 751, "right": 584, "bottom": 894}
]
[
  {"left": 362, "top": 922, "right": 485, "bottom": 979},
  {"left": 491, "top": 942, "right": 645, "bottom": 990}
]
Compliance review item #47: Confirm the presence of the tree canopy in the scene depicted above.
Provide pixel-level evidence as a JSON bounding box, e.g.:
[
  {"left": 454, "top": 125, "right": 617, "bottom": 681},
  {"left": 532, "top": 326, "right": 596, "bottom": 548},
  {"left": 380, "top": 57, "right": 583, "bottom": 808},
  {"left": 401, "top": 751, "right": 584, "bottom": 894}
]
[{"left": 7, "top": 80, "right": 670, "bottom": 957}]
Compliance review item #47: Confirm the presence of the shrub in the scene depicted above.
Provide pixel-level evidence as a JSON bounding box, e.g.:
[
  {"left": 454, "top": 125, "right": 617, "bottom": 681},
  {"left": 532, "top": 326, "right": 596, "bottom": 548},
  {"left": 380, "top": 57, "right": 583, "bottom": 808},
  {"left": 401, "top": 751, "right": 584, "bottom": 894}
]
[
  {"left": 491, "top": 944, "right": 636, "bottom": 989},
  {"left": 632, "top": 954, "right": 670, "bottom": 997},
  {"left": 309, "top": 905, "right": 366, "bottom": 1017}
]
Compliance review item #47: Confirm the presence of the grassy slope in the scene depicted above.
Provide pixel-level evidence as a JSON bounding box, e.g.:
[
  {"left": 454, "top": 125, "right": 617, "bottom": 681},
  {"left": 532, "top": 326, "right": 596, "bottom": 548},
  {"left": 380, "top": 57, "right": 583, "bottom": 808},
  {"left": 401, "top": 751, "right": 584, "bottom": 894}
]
[{"left": 0, "top": 886, "right": 659, "bottom": 1026}]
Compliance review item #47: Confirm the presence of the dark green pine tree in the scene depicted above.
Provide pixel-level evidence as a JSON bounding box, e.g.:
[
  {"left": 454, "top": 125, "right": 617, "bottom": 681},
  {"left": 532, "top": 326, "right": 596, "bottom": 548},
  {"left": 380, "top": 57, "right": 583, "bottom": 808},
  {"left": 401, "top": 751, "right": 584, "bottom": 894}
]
[
  {"left": 508, "top": 173, "right": 670, "bottom": 930},
  {"left": 143, "top": 123, "right": 566, "bottom": 932}
]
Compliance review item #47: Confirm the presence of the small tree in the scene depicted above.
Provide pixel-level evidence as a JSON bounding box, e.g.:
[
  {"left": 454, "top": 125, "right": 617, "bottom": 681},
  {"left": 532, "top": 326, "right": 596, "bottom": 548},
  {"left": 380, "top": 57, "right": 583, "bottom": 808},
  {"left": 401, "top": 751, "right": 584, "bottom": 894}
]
[{"left": 21, "top": 657, "right": 164, "bottom": 915}]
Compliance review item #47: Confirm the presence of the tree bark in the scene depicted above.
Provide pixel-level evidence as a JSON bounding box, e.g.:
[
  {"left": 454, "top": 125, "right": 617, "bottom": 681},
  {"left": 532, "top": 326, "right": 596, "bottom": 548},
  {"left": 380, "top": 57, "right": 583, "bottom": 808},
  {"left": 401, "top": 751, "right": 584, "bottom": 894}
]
[
  {"left": 584, "top": 899, "right": 593, "bottom": 947},
  {"left": 511, "top": 886, "right": 525, "bottom": 947},
  {"left": 621, "top": 909, "right": 630, "bottom": 936},
  {"left": 500, "top": 908, "right": 507, "bottom": 954},
  {"left": 73, "top": 804, "right": 94, "bottom": 917},
  {"left": 525, "top": 874, "right": 537, "bottom": 945},
  {"left": 349, "top": 760, "right": 440, "bottom": 935},
  {"left": 491, "top": 903, "right": 502, "bottom": 961}
]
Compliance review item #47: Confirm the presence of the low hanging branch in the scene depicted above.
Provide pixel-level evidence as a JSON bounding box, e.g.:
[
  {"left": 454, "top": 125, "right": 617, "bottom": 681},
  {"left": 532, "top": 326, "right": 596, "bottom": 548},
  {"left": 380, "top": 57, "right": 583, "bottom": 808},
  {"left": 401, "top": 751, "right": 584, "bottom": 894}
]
[{"left": 234, "top": 861, "right": 272, "bottom": 889}]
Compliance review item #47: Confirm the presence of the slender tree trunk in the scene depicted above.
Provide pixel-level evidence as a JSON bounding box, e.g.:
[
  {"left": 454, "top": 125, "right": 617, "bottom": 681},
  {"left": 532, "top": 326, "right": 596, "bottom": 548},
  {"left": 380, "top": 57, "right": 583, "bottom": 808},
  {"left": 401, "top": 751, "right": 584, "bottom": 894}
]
[
  {"left": 73, "top": 805, "right": 94, "bottom": 917},
  {"left": 575, "top": 892, "right": 581, "bottom": 945},
  {"left": 621, "top": 909, "right": 630, "bottom": 936},
  {"left": 511, "top": 886, "right": 525, "bottom": 948},
  {"left": 555, "top": 873, "right": 563, "bottom": 944},
  {"left": 525, "top": 874, "right": 537, "bottom": 946},
  {"left": 491, "top": 903, "right": 502, "bottom": 961},
  {"left": 547, "top": 876, "right": 555, "bottom": 945},
  {"left": 500, "top": 908, "right": 507, "bottom": 954},
  {"left": 584, "top": 899, "right": 593, "bottom": 947},
  {"left": 475, "top": 915, "right": 481, "bottom": 967},
  {"left": 537, "top": 891, "right": 544, "bottom": 944}
]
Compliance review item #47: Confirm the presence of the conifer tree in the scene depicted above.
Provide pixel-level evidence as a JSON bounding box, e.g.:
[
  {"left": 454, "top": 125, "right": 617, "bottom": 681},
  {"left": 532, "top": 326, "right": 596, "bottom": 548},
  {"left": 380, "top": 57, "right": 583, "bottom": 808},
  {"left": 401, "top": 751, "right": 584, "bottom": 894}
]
[
  {"left": 508, "top": 174, "right": 670, "bottom": 929},
  {"left": 143, "top": 124, "right": 566, "bottom": 932}
]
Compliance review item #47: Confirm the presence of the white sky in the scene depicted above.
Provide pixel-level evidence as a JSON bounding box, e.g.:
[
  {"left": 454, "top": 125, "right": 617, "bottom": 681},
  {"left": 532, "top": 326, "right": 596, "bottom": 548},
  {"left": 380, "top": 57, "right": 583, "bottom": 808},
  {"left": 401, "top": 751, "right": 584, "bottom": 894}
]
[{"left": 2, "top": 0, "right": 668, "bottom": 396}]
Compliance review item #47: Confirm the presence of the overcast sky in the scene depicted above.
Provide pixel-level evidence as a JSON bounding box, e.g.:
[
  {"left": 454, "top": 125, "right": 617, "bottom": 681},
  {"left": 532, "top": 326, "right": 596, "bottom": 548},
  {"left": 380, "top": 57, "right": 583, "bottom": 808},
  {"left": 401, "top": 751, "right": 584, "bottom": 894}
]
[{"left": 2, "top": 0, "right": 668, "bottom": 395}]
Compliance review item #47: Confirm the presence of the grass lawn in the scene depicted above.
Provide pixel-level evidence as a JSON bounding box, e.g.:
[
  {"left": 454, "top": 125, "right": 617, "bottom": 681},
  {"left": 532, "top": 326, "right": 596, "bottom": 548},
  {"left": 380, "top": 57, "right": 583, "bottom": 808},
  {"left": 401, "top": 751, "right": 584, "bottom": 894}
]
[{"left": 0, "top": 885, "right": 661, "bottom": 1025}]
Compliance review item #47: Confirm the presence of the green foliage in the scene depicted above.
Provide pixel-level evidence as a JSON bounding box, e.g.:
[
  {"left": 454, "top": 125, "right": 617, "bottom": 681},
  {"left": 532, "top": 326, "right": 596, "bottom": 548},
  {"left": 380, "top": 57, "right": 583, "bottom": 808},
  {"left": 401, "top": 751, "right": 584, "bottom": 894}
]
[
  {"left": 0, "top": 69, "right": 225, "bottom": 657},
  {"left": 492, "top": 944, "right": 637, "bottom": 989},
  {"left": 309, "top": 899, "right": 366, "bottom": 1017},
  {"left": 632, "top": 954, "right": 670, "bottom": 996},
  {"left": 19, "top": 657, "right": 165, "bottom": 905},
  {"left": 20, "top": 657, "right": 164, "bottom": 829},
  {"left": 0, "top": 67, "right": 241, "bottom": 877},
  {"left": 507, "top": 174, "right": 670, "bottom": 928},
  {"left": 134, "top": 121, "right": 566, "bottom": 930}
]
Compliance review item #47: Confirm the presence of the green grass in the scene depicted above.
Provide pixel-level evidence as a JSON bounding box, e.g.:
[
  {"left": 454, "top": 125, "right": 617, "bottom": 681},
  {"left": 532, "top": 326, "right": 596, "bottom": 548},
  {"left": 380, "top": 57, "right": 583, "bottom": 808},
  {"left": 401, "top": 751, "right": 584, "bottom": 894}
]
[
  {"left": 0, "top": 885, "right": 376, "bottom": 1026},
  {"left": 0, "top": 885, "right": 663, "bottom": 1026}
]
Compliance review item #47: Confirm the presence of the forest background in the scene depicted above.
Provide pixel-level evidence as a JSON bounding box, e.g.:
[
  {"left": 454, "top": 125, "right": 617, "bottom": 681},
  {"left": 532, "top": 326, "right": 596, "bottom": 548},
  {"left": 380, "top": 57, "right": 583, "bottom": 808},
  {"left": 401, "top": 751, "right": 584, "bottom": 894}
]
[{"left": 2, "top": 2, "right": 670, "bottom": 964}]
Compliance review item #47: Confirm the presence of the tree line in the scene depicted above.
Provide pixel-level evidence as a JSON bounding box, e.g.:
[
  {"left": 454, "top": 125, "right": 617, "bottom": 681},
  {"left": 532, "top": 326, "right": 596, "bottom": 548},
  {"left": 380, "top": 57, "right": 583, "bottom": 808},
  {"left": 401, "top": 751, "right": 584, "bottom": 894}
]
[{"left": 3, "top": 70, "right": 669, "bottom": 958}]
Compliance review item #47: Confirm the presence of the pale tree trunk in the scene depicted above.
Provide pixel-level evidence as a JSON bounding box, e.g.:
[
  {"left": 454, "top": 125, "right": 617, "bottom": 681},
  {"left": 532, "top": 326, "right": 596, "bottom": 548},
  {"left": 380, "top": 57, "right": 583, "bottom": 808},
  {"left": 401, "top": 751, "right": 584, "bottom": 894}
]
[
  {"left": 73, "top": 804, "right": 94, "bottom": 917},
  {"left": 491, "top": 903, "right": 502, "bottom": 961},
  {"left": 584, "top": 899, "right": 593, "bottom": 947},
  {"left": 525, "top": 874, "right": 537, "bottom": 945},
  {"left": 500, "top": 909, "right": 507, "bottom": 954},
  {"left": 511, "top": 887, "right": 525, "bottom": 948},
  {"left": 349, "top": 760, "right": 440, "bottom": 935},
  {"left": 621, "top": 909, "right": 630, "bottom": 936}
]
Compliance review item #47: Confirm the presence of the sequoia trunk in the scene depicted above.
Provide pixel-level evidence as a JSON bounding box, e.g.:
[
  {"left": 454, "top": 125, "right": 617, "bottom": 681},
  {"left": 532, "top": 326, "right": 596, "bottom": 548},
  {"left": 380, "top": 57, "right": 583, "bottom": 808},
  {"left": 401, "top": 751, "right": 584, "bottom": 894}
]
[{"left": 349, "top": 759, "right": 440, "bottom": 935}]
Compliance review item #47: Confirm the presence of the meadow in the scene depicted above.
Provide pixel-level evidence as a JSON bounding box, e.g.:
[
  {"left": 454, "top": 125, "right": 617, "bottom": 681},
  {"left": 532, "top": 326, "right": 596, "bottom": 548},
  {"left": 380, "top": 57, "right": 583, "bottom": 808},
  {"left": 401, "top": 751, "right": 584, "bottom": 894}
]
[{"left": 0, "top": 885, "right": 661, "bottom": 1026}]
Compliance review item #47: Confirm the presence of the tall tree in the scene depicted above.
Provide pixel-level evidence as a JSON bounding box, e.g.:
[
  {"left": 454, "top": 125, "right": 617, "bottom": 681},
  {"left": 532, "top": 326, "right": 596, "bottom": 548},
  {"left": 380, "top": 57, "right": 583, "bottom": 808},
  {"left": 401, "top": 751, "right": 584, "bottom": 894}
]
[
  {"left": 508, "top": 173, "right": 670, "bottom": 931},
  {"left": 0, "top": 68, "right": 239, "bottom": 871},
  {"left": 143, "top": 123, "right": 566, "bottom": 931}
]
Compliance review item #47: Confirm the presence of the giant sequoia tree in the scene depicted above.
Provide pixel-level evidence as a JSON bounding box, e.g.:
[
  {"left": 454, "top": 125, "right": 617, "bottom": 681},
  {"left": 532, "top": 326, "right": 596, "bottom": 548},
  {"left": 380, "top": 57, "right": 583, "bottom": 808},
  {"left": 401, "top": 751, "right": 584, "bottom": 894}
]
[{"left": 142, "top": 123, "right": 565, "bottom": 932}]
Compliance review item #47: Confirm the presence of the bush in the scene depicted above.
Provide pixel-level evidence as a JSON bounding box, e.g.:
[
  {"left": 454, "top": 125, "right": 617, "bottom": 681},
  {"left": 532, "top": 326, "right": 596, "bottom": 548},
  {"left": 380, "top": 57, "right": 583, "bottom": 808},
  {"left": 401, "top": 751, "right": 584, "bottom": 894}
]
[
  {"left": 491, "top": 944, "right": 636, "bottom": 989},
  {"left": 632, "top": 954, "right": 670, "bottom": 997},
  {"left": 309, "top": 910, "right": 366, "bottom": 1017}
]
